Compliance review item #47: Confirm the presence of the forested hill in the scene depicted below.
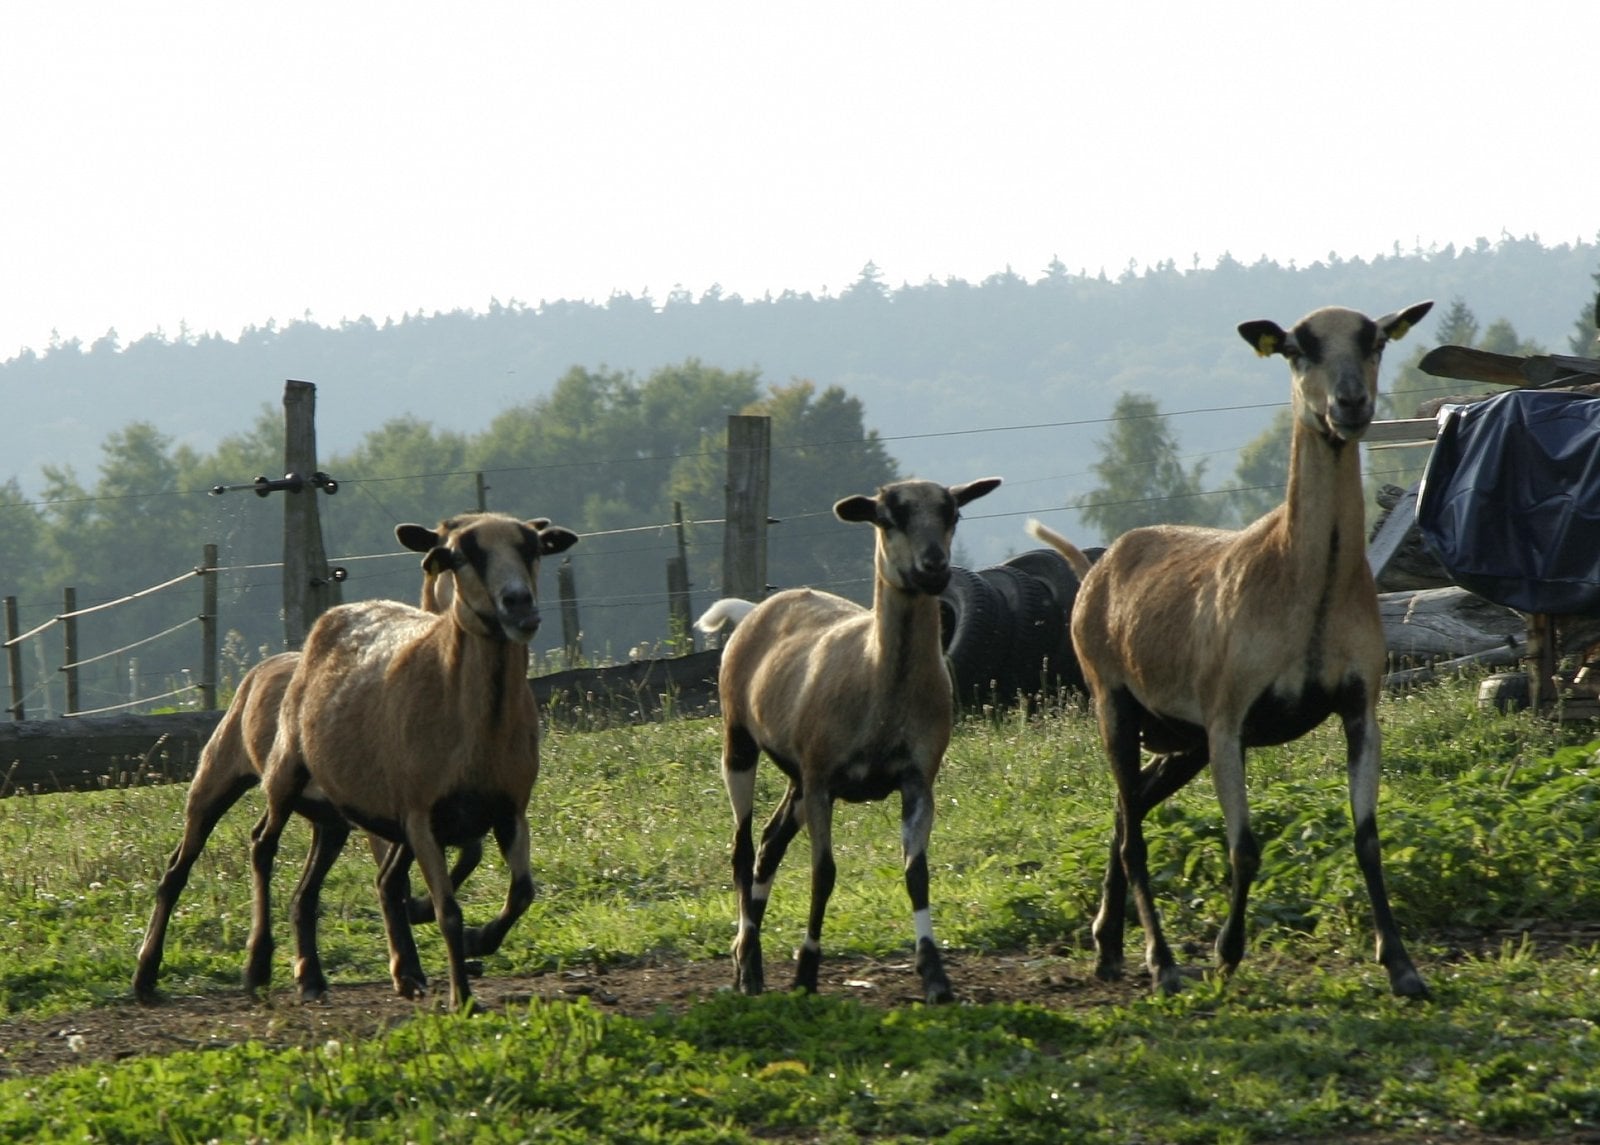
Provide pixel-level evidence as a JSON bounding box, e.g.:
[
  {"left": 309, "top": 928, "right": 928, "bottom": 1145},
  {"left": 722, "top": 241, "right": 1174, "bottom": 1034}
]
[{"left": 6, "top": 234, "right": 1597, "bottom": 563}]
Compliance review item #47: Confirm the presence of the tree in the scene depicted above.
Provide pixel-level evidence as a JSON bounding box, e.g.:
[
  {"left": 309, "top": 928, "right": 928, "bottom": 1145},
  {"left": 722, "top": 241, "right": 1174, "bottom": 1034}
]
[
  {"left": 669, "top": 380, "right": 901, "bottom": 599},
  {"left": 1075, "top": 393, "right": 1222, "bottom": 541},
  {"left": 0, "top": 478, "right": 45, "bottom": 597},
  {"left": 465, "top": 360, "right": 764, "bottom": 658},
  {"left": 1228, "top": 408, "right": 1294, "bottom": 525},
  {"left": 1567, "top": 261, "right": 1600, "bottom": 356}
]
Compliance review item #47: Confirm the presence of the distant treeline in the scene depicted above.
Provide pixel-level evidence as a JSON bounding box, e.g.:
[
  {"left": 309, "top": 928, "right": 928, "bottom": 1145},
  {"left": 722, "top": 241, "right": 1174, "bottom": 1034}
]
[{"left": 3, "top": 234, "right": 1597, "bottom": 713}]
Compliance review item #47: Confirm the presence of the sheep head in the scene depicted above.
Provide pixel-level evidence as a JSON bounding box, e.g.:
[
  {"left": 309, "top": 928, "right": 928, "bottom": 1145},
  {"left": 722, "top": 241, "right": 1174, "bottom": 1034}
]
[
  {"left": 396, "top": 512, "right": 579, "bottom": 643},
  {"left": 834, "top": 476, "right": 1001, "bottom": 595},
  {"left": 1238, "top": 301, "right": 1432, "bottom": 444}
]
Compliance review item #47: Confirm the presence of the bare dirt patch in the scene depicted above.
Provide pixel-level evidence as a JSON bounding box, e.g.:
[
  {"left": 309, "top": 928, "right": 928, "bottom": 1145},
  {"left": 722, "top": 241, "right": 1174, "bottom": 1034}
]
[{"left": 0, "top": 947, "right": 1127, "bottom": 1080}]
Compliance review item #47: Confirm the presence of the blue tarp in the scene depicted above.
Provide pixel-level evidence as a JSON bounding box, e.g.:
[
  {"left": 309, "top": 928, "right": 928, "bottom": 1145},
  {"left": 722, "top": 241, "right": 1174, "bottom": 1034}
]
[{"left": 1416, "top": 388, "right": 1600, "bottom": 616}]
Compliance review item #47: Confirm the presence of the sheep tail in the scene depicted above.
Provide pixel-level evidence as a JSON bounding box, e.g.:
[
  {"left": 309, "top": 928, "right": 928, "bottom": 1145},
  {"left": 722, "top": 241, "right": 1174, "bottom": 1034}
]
[
  {"left": 695, "top": 598, "right": 758, "bottom": 634},
  {"left": 1025, "top": 519, "right": 1094, "bottom": 580}
]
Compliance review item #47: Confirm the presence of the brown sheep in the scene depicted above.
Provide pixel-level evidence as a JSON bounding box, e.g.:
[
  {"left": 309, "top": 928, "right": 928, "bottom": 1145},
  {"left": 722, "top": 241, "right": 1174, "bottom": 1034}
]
[
  {"left": 243, "top": 512, "right": 577, "bottom": 1011},
  {"left": 132, "top": 562, "right": 482, "bottom": 1002},
  {"left": 699, "top": 475, "right": 1001, "bottom": 1004},
  {"left": 1028, "top": 301, "right": 1432, "bottom": 998}
]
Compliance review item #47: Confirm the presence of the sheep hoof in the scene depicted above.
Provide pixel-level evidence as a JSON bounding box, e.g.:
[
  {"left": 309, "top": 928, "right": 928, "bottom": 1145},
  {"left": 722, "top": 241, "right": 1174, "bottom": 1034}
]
[
  {"left": 1092, "top": 957, "right": 1124, "bottom": 983},
  {"left": 395, "top": 974, "right": 428, "bottom": 1000},
  {"left": 733, "top": 935, "right": 764, "bottom": 994},
  {"left": 793, "top": 946, "right": 822, "bottom": 994},
  {"left": 299, "top": 984, "right": 328, "bottom": 1004},
  {"left": 914, "top": 938, "right": 954, "bottom": 1004},
  {"left": 1389, "top": 967, "right": 1430, "bottom": 1000},
  {"left": 1152, "top": 966, "right": 1185, "bottom": 996}
]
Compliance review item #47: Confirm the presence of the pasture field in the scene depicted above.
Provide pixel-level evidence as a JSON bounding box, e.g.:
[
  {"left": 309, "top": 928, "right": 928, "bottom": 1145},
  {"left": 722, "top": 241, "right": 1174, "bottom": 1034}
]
[{"left": 1, "top": 676, "right": 1598, "bottom": 1142}]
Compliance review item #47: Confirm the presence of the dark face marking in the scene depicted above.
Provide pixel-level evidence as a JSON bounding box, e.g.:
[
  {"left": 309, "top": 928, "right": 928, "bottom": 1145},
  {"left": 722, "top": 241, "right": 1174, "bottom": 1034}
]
[
  {"left": 1292, "top": 323, "right": 1323, "bottom": 364},
  {"left": 1354, "top": 316, "right": 1379, "bottom": 357}
]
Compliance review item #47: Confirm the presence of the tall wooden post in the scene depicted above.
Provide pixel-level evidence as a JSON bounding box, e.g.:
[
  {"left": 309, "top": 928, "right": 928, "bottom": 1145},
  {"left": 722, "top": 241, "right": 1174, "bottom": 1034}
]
[
  {"left": 200, "top": 543, "right": 218, "bottom": 710},
  {"left": 4, "top": 596, "right": 22, "bottom": 721},
  {"left": 62, "top": 588, "right": 79, "bottom": 715},
  {"left": 722, "top": 415, "right": 771, "bottom": 602},
  {"left": 282, "top": 380, "right": 341, "bottom": 651},
  {"left": 667, "top": 557, "right": 692, "bottom": 655},
  {"left": 476, "top": 472, "right": 490, "bottom": 512},
  {"left": 668, "top": 500, "right": 694, "bottom": 654},
  {"left": 557, "top": 559, "right": 581, "bottom": 667}
]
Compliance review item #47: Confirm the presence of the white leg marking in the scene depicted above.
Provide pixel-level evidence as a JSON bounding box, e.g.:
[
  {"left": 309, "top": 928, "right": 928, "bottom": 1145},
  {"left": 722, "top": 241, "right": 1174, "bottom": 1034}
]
[{"left": 913, "top": 907, "right": 935, "bottom": 946}]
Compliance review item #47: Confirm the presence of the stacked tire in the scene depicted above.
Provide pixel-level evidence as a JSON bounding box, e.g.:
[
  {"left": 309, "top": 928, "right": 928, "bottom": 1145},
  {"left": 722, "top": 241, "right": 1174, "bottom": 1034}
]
[{"left": 939, "top": 546, "right": 1100, "bottom": 710}]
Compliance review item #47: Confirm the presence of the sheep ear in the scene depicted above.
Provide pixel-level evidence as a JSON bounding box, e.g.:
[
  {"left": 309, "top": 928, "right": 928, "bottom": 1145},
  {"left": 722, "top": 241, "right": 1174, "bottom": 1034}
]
[
  {"left": 1377, "top": 300, "right": 1434, "bottom": 343},
  {"left": 396, "top": 523, "right": 441, "bottom": 554},
  {"left": 1238, "top": 320, "right": 1293, "bottom": 357},
  {"left": 526, "top": 517, "right": 552, "bottom": 531},
  {"left": 538, "top": 526, "right": 580, "bottom": 556},
  {"left": 421, "top": 546, "right": 458, "bottom": 575},
  {"left": 950, "top": 476, "right": 1001, "bottom": 507},
  {"left": 834, "top": 494, "right": 880, "bottom": 524}
]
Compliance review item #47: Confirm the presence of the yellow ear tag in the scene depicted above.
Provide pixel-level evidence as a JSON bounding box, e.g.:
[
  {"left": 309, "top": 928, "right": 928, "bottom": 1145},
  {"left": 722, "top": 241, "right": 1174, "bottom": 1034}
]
[{"left": 1256, "top": 333, "right": 1277, "bottom": 358}]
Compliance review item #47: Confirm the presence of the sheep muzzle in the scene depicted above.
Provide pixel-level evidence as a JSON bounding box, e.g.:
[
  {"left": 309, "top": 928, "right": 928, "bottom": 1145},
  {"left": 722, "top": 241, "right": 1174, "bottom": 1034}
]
[{"left": 907, "top": 562, "right": 952, "bottom": 595}]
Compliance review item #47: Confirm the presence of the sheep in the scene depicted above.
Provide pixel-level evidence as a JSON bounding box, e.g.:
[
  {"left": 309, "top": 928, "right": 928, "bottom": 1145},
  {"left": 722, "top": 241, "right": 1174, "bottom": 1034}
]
[
  {"left": 1026, "top": 301, "right": 1433, "bottom": 999},
  {"left": 242, "top": 511, "right": 577, "bottom": 1011},
  {"left": 132, "top": 562, "right": 485, "bottom": 1002},
  {"left": 700, "top": 475, "right": 1001, "bottom": 1004}
]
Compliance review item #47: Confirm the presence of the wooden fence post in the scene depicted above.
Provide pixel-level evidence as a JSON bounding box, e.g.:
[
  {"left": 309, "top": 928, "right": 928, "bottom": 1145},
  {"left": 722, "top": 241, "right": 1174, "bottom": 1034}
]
[
  {"left": 668, "top": 500, "right": 695, "bottom": 654},
  {"left": 722, "top": 415, "right": 771, "bottom": 602},
  {"left": 282, "top": 380, "right": 342, "bottom": 651},
  {"left": 476, "top": 472, "right": 490, "bottom": 512},
  {"left": 5, "top": 596, "right": 22, "bottom": 721},
  {"left": 200, "top": 543, "right": 218, "bottom": 710},
  {"left": 667, "top": 556, "right": 692, "bottom": 655},
  {"left": 557, "top": 559, "right": 581, "bottom": 667},
  {"left": 63, "top": 588, "right": 79, "bottom": 716}
]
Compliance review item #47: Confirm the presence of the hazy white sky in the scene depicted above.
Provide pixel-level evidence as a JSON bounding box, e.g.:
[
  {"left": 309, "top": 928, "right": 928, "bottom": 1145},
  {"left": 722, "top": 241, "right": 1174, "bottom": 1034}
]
[{"left": 2, "top": 1, "right": 1594, "bottom": 360}]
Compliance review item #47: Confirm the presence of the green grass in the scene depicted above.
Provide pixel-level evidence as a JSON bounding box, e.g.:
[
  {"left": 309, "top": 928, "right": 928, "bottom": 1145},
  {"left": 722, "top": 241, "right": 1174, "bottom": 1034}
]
[{"left": 3, "top": 674, "right": 1600, "bottom": 1141}]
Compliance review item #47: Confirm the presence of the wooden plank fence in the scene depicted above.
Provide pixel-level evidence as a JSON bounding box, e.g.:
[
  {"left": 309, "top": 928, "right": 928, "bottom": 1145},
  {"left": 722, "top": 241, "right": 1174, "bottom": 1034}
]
[{"left": 0, "top": 650, "right": 723, "bottom": 798}]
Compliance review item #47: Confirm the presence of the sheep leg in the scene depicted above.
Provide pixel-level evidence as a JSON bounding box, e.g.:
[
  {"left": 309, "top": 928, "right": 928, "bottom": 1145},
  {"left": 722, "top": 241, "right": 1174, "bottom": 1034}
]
[
  {"left": 1091, "top": 747, "right": 1210, "bottom": 985},
  {"left": 1343, "top": 704, "right": 1428, "bottom": 999},
  {"left": 794, "top": 787, "right": 836, "bottom": 995},
  {"left": 134, "top": 773, "right": 256, "bottom": 1001},
  {"left": 1093, "top": 687, "right": 1183, "bottom": 994},
  {"left": 461, "top": 814, "right": 536, "bottom": 959},
  {"left": 724, "top": 732, "right": 773, "bottom": 995},
  {"left": 375, "top": 840, "right": 429, "bottom": 999},
  {"left": 244, "top": 777, "right": 305, "bottom": 997},
  {"left": 406, "top": 839, "right": 485, "bottom": 927},
  {"left": 407, "top": 812, "right": 476, "bottom": 1012},
  {"left": 900, "top": 775, "right": 953, "bottom": 1004},
  {"left": 1210, "top": 732, "right": 1261, "bottom": 979},
  {"left": 288, "top": 806, "right": 351, "bottom": 1002}
]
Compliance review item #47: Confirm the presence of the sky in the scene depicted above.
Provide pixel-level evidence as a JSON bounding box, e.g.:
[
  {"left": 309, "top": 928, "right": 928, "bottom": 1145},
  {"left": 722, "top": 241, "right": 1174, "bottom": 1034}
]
[{"left": 2, "top": 1, "right": 1595, "bottom": 361}]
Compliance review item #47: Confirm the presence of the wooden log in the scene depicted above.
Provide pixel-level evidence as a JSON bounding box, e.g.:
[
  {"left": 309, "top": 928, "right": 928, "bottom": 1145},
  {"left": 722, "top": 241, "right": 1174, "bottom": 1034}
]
[
  {"left": 0, "top": 711, "right": 223, "bottom": 796},
  {"left": 531, "top": 648, "right": 722, "bottom": 728},
  {"left": 1379, "top": 587, "right": 1525, "bottom": 662},
  {"left": 1383, "top": 646, "right": 1522, "bottom": 692}
]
